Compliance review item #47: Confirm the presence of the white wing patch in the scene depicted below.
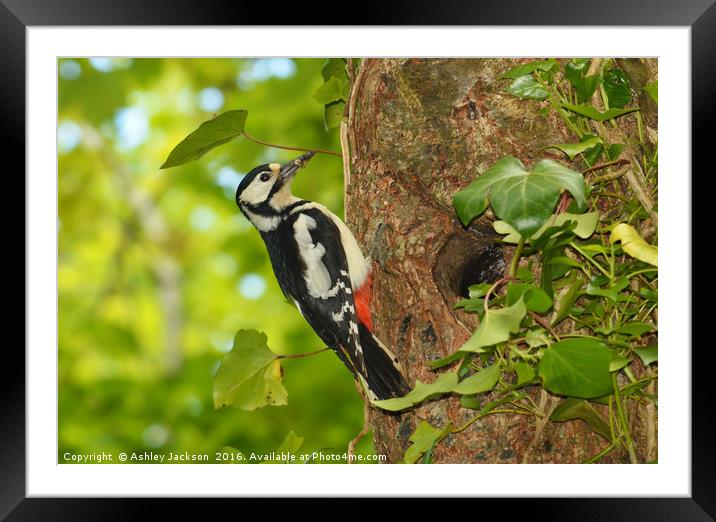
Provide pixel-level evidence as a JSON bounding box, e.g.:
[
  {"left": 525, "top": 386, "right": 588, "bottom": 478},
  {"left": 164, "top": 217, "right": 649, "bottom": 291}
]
[
  {"left": 290, "top": 203, "right": 370, "bottom": 290},
  {"left": 293, "top": 213, "right": 334, "bottom": 298}
]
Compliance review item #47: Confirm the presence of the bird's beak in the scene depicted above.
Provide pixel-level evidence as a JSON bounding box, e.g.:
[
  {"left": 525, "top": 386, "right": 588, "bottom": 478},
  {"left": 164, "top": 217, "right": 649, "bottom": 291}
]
[{"left": 279, "top": 151, "right": 315, "bottom": 181}]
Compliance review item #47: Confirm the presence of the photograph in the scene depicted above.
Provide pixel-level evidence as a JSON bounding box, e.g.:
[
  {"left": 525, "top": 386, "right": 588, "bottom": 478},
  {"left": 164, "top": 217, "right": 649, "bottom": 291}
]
[{"left": 57, "top": 56, "right": 659, "bottom": 465}]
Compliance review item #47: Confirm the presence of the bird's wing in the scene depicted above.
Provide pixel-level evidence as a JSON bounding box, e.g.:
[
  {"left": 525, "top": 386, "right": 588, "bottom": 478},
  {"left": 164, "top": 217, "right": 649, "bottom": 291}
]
[{"left": 284, "top": 207, "right": 367, "bottom": 376}]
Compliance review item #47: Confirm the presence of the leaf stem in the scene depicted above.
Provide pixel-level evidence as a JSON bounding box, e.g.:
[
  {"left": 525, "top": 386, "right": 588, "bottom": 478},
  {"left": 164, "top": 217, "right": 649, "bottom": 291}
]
[
  {"left": 452, "top": 408, "right": 532, "bottom": 434},
  {"left": 483, "top": 276, "right": 513, "bottom": 314},
  {"left": 242, "top": 130, "right": 342, "bottom": 158},
  {"left": 277, "top": 347, "right": 330, "bottom": 360},
  {"left": 508, "top": 237, "right": 526, "bottom": 278},
  {"left": 613, "top": 373, "right": 639, "bottom": 463}
]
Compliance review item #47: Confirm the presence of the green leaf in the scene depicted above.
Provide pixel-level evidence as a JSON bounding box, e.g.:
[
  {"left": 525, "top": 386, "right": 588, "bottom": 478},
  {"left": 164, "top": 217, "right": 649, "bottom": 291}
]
[
  {"left": 428, "top": 350, "right": 466, "bottom": 370},
  {"left": 324, "top": 100, "right": 345, "bottom": 130},
  {"left": 321, "top": 58, "right": 347, "bottom": 81},
  {"left": 644, "top": 80, "right": 658, "bottom": 103},
  {"left": 468, "top": 283, "right": 492, "bottom": 299},
  {"left": 372, "top": 372, "right": 458, "bottom": 411},
  {"left": 544, "top": 136, "right": 603, "bottom": 161},
  {"left": 494, "top": 211, "right": 598, "bottom": 244},
  {"left": 583, "top": 142, "right": 604, "bottom": 164},
  {"left": 552, "top": 272, "right": 584, "bottom": 327},
  {"left": 499, "top": 59, "right": 558, "bottom": 79},
  {"left": 506, "top": 75, "right": 549, "bottom": 100},
  {"left": 515, "top": 266, "right": 534, "bottom": 282},
  {"left": 313, "top": 76, "right": 347, "bottom": 105},
  {"left": 606, "top": 143, "right": 624, "bottom": 161},
  {"left": 609, "top": 353, "right": 631, "bottom": 372},
  {"left": 610, "top": 223, "right": 658, "bottom": 266},
  {"left": 561, "top": 103, "right": 639, "bottom": 122},
  {"left": 634, "top": 345, "right": 658, "bottom": 365},
  {"left": 565, "top": 59, "right": 600, "bottom": 103},
  {"left": 538, "top": 338, "right": 613, "bottom": 398},
  {"left": 403, "top": 421, "right": 451, "bottom": 464},
  {"left": 615, "top": 322, "right": 654, "bottom": 338},
  {"left": 460, "top": 297, "right": 527, "bottom": 353},
  {"left": 373, "top": 365, "right": 500, "bottom": 411},
  {"left": 586, "top": 276, "right": 630, "bottom": 302},
  {"left": 550, "top": 398, "right": 611, "bottom": 441},
  {"left": 506, "top": 283, "right": 553, "bottom": 313},
  {"left": 514, "top": 361, "right": 536, "bottom": 386},
  {"left": 161, "top": 110, "right": 248, "bottom": 169},
  {"left": 213, "top": 329, "right": 288, "bottom": 411},
  {"left": 453, "top": 365, "right": 500, "bottom": 394},
  {"left": 525, "top": 327, "right": 549, "bottom": 348},
  {"left": 453, "top": 156, "right": 586, "bottom": 236},
  {"left": 276, "top": 430, "right": 304, "bottom": 454},
  {"left": 603, "top": 68, "right": 632, "bottom": 109}
]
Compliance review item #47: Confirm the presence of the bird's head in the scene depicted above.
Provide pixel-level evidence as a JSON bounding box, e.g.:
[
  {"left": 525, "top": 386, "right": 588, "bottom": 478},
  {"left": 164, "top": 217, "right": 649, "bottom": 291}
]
[{"left": 235, "top": 152, "right": 315, "bottom": 226}]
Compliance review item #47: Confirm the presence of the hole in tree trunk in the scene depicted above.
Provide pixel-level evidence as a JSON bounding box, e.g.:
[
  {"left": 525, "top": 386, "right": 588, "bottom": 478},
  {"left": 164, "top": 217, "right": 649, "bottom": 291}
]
[{"left": 432, "top": 228, "right": 505, "bottom": 304}]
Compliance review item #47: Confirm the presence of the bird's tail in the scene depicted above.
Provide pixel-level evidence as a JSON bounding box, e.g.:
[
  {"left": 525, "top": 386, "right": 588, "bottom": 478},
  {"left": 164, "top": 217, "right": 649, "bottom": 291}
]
[{"left": 357, "top": 322, "right": 410, "bottom": 401}]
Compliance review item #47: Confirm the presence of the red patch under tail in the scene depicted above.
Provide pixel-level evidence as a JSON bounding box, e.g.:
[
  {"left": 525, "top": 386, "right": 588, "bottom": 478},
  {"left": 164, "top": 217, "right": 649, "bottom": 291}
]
[{"left": 354, "top": 271, "right": 373, "bottom": 332}]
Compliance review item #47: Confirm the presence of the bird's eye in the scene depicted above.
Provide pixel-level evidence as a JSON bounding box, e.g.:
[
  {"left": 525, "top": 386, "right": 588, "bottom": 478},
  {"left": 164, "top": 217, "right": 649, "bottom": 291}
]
[{"left": 260, "top": 173, "right": 271, "bottom": 182}]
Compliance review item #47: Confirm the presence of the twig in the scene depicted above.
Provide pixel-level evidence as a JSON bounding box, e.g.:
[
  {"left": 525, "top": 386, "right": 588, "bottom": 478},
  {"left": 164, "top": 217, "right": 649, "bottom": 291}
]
[
  {"left": 241, "top": 130, "right": 341, "bottom": 157},
  {"left": 348, "top": 396, "right": 371, "bottom": 464}
]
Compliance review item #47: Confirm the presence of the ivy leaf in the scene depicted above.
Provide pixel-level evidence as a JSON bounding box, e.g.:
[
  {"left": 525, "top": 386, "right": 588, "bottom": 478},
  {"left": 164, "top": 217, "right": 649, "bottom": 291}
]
[
  {"left": 321, "top": 58, "right": 347, "bottom": 81},
  {"left": 494, "top": 211, "right": 598, "bottom": 245},
  {"left": 514, "top": 361, "right": 536, "bottom": 386},
  {"left": 610, "top": 223, "right": 658, "bottom": 266},
  {"left": 161, "top": 110, "right": 248, "bottom": 169},
  {"left": 550, "top": 398, "right": 611, "bottom": 441},
  {"left": 373, "top": 366, "right": 500, "bottom": 412},
  {"left": 506, "top": 283, "right": 553, "bottom": 313},
  {"left": 313, "top": 76, "right": 347, "bottom": 105},
  {"left": 606, "top": 143, "right": 624, "bottom": 161},
  {"left": 213, "top": 329, "right": 287, "bottom": 411},
  {"left": 565, "top": 59, "right": 600, "bottom": 103},
  {"left": 403, "top": 421, "right": 451, "bottom": 464},
  {"left": 499, "top": 59, "right": 558, "bottom": 79},
  {"left": 460, "top": 297, "right": 527, "bottom": 353},
  {"left": 609, "top": 352, "right": 631, "bottom": 372},
  {"left": 561, "top": 103, "right": 639, "bottom": 122},
  {"left": 644, "top": 80, "right": 658, "bottom": 103},
  {"left": 615, "top": 322, "right": 654, "bottom": 338},
  {"left": 505, "top": 75, "right": 549, "bottom": 100},
  {"left": 324, "top": 100, "right": 345, "bottom": 130},
  {"left": 603, "top": 68, "right": 632, "bottom": 109},
  {"left": 586, "top": 276, "right": 630, "bottom": 302},
  {"left": 453, "top": 365, "right": 500, "bottom": 394},
  {"left": 538, "top": 338, "right": 613, "bottom": 398},
  {"left": 372, "top": 372, "right": 458, "bottom": 411},
  {"left": 454, "top": 157, "right": 586, "bottom": 237},
  {"left": 552, "top": 272, "right": 584, "bottom": 327},
  {"left": 276, "top": 430, "right": 304, "bottom": 454},
  {"left": 634, "top": 345, "right": 658, "bottom": 366},
  {"left": 543, "top": 135, "right": 602, "bottom": 161}
]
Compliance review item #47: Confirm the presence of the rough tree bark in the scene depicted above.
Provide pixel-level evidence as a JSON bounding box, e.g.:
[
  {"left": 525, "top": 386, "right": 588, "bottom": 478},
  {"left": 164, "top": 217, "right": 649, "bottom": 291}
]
[{"left": 345, "top": 58, "right": 657, "bottom": 463}]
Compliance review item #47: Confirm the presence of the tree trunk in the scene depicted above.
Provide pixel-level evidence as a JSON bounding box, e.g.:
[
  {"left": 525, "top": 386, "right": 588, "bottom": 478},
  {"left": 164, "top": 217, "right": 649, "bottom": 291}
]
[{"left": 345, "top": 58, "right": 657, "bottom": 463}]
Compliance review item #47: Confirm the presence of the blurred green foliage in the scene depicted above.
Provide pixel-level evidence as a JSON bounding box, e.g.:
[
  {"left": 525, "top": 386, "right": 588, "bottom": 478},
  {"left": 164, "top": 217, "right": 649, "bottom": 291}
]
[{"left": 58, "top": 58, "right": 373, "bottom": 462}]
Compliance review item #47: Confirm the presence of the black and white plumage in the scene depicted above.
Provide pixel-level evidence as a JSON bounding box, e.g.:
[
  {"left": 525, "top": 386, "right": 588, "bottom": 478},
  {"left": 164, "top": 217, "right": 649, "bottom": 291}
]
[{"left": 235, "top": 152, "right": 409, "bottom": 400}]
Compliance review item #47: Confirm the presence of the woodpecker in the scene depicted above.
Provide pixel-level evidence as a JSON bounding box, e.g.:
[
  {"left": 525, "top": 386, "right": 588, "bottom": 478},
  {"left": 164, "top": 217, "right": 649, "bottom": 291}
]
[{"left": 235, "top": 152, "right": 409, "bottom": 400}]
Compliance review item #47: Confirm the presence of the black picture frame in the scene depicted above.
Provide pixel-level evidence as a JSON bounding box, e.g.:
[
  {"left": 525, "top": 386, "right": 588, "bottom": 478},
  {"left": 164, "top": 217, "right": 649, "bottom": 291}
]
[{"left": 5, "top": 0, "right": 711, "bottom": 518}]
